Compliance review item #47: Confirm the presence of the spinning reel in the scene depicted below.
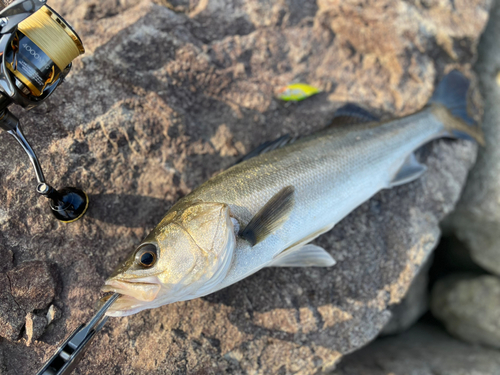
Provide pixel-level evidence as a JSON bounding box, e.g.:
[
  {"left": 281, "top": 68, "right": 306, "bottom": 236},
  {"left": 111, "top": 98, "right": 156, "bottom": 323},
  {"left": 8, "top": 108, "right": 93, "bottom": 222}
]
[{"left": 0, "top": 0, "right": 88, "bottom": 222}]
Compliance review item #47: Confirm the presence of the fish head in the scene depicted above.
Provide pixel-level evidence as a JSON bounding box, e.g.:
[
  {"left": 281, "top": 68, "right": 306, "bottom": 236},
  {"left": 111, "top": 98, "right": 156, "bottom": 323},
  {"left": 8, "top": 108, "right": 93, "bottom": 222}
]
[{"left": 101, "top": 201, "right": 237, "bottom": 316}]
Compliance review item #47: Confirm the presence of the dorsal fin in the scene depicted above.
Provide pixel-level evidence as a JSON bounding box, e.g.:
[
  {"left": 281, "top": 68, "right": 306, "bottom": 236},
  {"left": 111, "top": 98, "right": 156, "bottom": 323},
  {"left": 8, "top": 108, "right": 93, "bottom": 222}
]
[
  {"left": 235, "top": 134, "right": 296, "bottom": 164},
  {"left": 329, "top": 103, "right": 380, "bottom": 127},
  {"left": 235, "top": 104, "right": 378, "bottom": 165},
  {"left": 240, "top": 186, "right": 295, "bottom": 246}
]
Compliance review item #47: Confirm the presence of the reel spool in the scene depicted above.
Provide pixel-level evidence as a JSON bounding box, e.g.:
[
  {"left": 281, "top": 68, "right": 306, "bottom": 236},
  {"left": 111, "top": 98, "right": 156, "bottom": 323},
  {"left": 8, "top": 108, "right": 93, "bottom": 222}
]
[
  {"left": 6, "top": 5, "right": 84, "bottom": 96},
  {"left": 0, "top": 0, "right": 88, "bottom": 223}
]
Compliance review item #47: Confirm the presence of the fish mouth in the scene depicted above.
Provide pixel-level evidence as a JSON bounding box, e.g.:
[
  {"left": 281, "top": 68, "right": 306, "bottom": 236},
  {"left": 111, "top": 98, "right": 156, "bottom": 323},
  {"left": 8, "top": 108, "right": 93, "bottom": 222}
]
[{"left": 101, "top": 278, "right": 161, "bottom": 306}]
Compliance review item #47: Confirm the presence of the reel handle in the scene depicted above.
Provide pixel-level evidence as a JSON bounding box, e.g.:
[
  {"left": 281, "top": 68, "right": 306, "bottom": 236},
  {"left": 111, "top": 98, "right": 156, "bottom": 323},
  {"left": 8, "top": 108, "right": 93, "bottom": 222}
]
[
  {"left": 0, "top": 109, "right": 46, "bottom": 183},
  {"left": 0, "top": 109, "right": 89, "bottom": 222}
]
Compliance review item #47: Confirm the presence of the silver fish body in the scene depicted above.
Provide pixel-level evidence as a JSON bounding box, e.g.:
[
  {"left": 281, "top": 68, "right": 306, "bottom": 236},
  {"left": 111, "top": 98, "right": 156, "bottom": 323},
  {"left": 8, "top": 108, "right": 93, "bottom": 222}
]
[
  {"left": 168, "top": 105, "right": 463, "bottom": 289},
  {"left": 102, "top": 72, "right": 483, "bottom": 316}
]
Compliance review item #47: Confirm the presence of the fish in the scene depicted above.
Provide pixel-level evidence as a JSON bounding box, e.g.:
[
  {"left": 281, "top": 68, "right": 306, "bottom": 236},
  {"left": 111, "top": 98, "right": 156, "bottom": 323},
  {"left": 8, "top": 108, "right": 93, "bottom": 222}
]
[
  {"left": 102, "top": 71, "right": 484, "bottom": 317},
  {"left": 277, "top": 83, "right": 320, "bottom": 101}
]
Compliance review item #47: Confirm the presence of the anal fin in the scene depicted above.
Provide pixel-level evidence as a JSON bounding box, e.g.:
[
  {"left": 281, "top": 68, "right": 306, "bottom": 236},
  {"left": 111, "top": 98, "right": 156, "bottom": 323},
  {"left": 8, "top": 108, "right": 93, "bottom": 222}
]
[
  {"left": 268, "top": 224, "right": 336, "bottom": 267},
  {"left": 269, "top": 244, "right": 336, "bottom": 267},
  {"left": 389, "top": 153, "right": 427, "bottom": 187},
  {"left": 240, "top": 186, "right": 295, "bottom": 246}
]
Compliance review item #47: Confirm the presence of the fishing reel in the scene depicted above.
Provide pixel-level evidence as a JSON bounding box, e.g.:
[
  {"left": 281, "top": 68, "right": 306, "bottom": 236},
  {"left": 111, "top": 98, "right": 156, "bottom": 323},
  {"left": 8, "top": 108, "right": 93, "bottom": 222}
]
[{"left": 0, "top": 0, "right": 88, "bottom": 222}]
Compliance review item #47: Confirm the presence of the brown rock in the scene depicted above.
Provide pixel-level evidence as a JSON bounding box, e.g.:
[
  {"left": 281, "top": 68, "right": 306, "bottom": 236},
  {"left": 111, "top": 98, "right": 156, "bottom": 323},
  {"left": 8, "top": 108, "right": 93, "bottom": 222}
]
[
  {"left": 0, "top": 273, "right": 24, "bottom": 341},
  {"left": 0, "top": 245, "right": 13, "bottom": 273},
  {"left": 0, "top": 262, "right": 55, "bottom": 341},
  {"left": 0, "top": 0, "right": 491, "bottom": 373}
]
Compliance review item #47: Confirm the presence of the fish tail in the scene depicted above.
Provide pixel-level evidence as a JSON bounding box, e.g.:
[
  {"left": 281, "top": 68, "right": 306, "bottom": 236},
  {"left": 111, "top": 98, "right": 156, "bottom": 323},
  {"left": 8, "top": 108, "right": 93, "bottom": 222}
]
[{"left": 429, "top": 70, "right": 485, "bottom": 146}]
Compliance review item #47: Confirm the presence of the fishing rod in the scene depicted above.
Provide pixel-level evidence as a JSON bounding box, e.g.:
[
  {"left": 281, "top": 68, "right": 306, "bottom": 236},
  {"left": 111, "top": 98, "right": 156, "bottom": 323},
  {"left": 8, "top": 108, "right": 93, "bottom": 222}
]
[
  {"left": 35, "top": 293, "right": 120, "bottom": 375},
  {"left": 0, "top": 0, "right": 88, "bottom": 222}
]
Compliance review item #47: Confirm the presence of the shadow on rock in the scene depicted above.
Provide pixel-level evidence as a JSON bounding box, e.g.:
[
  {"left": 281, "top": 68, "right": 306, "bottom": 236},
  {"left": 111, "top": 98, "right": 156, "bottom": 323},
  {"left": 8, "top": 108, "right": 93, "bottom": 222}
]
[{"left": 86, "top": 194, "right": 170, "bottom": 228}]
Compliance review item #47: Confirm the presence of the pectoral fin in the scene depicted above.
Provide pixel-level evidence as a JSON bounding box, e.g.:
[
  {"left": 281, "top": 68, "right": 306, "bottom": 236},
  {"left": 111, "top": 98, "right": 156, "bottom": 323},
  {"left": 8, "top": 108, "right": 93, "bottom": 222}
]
[
  {"left": 389, "top": 153, "right": 427, "bottom": 187},
  {"left": 240, "top": 186, "right": 295, "bottom": 246},
  {"left": 269, "top": 244, "right": 336, "bottom": 267}
]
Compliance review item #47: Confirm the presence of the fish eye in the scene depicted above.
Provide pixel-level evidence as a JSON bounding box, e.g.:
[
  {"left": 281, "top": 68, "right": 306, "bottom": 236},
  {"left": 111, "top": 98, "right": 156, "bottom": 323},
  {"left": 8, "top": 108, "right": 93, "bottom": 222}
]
[{"left": 135, "top": 244, "right": 157, "bottom": 268}]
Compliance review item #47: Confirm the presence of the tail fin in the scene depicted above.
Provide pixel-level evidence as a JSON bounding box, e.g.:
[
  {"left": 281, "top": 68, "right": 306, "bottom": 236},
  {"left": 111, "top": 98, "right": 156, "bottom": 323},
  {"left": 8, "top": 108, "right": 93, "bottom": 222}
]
[{"left": 429, "top": 70, "right": 485, "bottom": 145}]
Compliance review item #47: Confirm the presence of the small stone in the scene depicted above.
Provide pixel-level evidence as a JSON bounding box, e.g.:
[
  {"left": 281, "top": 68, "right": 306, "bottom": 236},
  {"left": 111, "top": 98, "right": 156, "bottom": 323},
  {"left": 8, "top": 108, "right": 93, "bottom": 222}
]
[
  {"left": 46, "top": 305, "right": 62, "bottom": 325},
  {"left": 431, "top": 275, "right": 500, "bottom": 348},
  {"left": 25, "top": 312, "right": 47, "bottom": 346}
]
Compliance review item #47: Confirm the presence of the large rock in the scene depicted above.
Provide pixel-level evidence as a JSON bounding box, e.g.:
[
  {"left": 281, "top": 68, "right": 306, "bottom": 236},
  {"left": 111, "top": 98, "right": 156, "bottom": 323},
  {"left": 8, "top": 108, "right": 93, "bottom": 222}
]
[
  {"left": 0, "top": 0, "right": 491, "bottom": 374},
  {"left": 380, "top": 256, "right": 431, "bottom": 336},
  {"left": 332, "top": 322, "right": 500, "bottom": 375},
  {"left": 431, "top": 275, "right": 500, "bottom": 348},
  {"left": 446, "top": 0, "right": 500, "bottom": 275}
]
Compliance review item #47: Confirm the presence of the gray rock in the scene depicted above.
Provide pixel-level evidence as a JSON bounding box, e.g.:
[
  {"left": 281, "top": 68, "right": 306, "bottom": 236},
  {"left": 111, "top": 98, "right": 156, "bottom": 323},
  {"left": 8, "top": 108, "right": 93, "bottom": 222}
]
[
  {"left": 0, "top": 274, "right": 24, "bottom": 341},
  {"left": 0, "top": 246, "right": 13, "bottom": 273},
  {"left": 332, "top": 322, "right": 500, "bottom": 375},
  {"left": 0, "top": 347, "right": 6, "bottom": 375},
  {"left": 431, "top": 275, "right": 500, "bottom": 348},
  {"left": 0, "top": 0, "right": 490, "bottom": 374},
  {"left": 0, "top": 262, "right": 55, "bottom": 341},
  {"left": 381, "top": 256, "right": 431, "bottom": 335},
  {"left": 24, "top": 313, "right": 47, "bottom": 346},
  {"left": 446, "top": 0, "right": 500, "bottom": 275}
]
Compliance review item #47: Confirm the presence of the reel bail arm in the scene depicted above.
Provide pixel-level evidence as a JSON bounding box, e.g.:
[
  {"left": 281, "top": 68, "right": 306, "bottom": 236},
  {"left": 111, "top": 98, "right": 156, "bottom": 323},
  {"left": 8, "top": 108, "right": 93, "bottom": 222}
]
[{"left": 0, "top": 108, "right": 89, "bottom": 222}]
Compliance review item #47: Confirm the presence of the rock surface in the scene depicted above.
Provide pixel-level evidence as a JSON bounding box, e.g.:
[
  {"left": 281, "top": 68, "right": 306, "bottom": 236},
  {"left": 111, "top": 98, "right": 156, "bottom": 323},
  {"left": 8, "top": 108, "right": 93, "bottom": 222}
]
[
  {"left": 0, "top": 262, "right": 56, "bottom": 341},
  {"left": 446, "top": 0, "right": 500, "bottom": 275},
  {"left": 332, "top": 322, "right": 500, "bottom": 375},
  {"left": 380, "top": 256, "right": 431, "bottom": 336},
  {"left": 431, "top": 275, "right": 500, "bottom": 348},
  {"left": 0, "top": 0, "right": 491, "bottom": 374}
]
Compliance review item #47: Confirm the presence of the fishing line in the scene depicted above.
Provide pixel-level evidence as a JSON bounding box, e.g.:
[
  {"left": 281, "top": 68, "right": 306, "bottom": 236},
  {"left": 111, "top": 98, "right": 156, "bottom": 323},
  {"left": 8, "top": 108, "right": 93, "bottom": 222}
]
[{"left": 6, "top": 5, "right": 84, "bottom": 96}]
